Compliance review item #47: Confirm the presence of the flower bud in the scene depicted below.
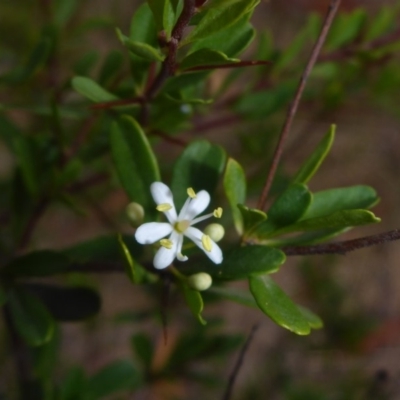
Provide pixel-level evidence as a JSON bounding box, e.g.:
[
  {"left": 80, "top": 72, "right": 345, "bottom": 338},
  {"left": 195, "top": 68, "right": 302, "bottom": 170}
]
[
  {"left": 126, "top": 202, "right": 144, "bottom": 227},
  {"left": 203, "top": 223, "right": 225, "bottom": 243},
  {"left": 187, "top": 272, "right": 212, "bottom": 291}
]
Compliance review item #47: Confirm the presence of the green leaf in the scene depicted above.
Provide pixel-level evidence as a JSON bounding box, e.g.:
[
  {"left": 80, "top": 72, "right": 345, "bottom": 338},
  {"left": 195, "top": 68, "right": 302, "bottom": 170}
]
[
  {"left": 182, "top": 245, "right": 285, "bottom": 280},
  {"left": 54, "top": 0, "right": 79, "bottom": 26},
  {"left": 223, "top": 158, "right": 246, "bottom": 234},
  {"left": 87, "top": 359, "right": 141, "bottom": 398},
  {"left": 302, "top": 185, "right": 379, "bottom": 220},
  {"left": 1, "top": 251, "right": 70, "bottom": 278},
  {"left": 364, "top": 7, "right": 396, "bottom": 42},
  {"left": 8, "top": 288, "right": 55, "bottom": 346},
  {"left": 25, "top": 283, "right": 101, "bottom": 322},
  {"left": 116, "top": 28, "right": 165, "bottom": 61},
  {"left": 272, "top": 209, "right": 380, "bottom": 236},
  {"left": 293, "top": 125, "right": 335, "bottom": 184},
  {"left": 58, "top": 367, "right": 87, "bottom": 400},
  {"left": 71, "top": 76, "right": 119, "bottom": 102},
  {"left": 0, "top": 113, "right": 22, "bottom": 151},
  {"left": 325, "top": 9, "right": 366, "bottom": 50},
  {"left": 268, "top": 183, "right": 312, "bottom": 227},
  {"left": 162, "top": 71, "right": 209, "bottom": 93},
  {"left": 208, "top": 286, "right": 256, "bottom": 308},
  {"left": 98, "top": 50, "right": 124, "bottom": 85},
  {"left": 298, "top": 306, "right": 323, "bottom": 329},
  {"left": 237, "top": 204, "right": 267, "bottom": 234},
  {"left": 182, "top": 284, "right": 206, "bottom": 325},
  {"left": 189, "top": 13, "right": 255, "bottom": 57},
  {"left": 171, "top": 140, "right": 226, "bottom": 209},
  {"left": 13, "top": 135, "right": 41, "bottom": 197},
  {"left": 147, "top": 0, "right": 179, "bottom": 38},
  {"left": 249, "top": 275, "right": 310, "bottom": 335},
  {"left": 118, "top": 235, "right": 146, "bottom": 284},
  {"left": 110, "top": 116, "right": 160, "bottom": 218},
  {"left": 131, "top": 333, "right": 153, "bottom": 369},
  {"left": 130, "top": 3, "right": 158, "bottom": 43},
  {"left": 181, "top": 0, "right": 259, "bottom": 45},
  {"left": 180, "top": 49, "right": 239, "bottom": 70}
]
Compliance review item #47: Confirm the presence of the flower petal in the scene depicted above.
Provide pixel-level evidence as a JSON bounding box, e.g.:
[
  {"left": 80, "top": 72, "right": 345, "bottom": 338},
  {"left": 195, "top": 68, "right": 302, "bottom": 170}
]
[
  {"left": 151, "top": 182, "right": 177, "bottom": 223},
  {"left": 185, "top": 226, "right": 223, "bottom": 264},
  {"left": 153, "top": 231, "right": 180, "bottom": 269},
  {"left": 135, "top": 222, "right": 173, "bottom": 244},
  {"left": 180, "top": 190, "right": 210, "bottom": 221},
  {"left": 175, "top": 234, "right": 188, "bottom": 262}
]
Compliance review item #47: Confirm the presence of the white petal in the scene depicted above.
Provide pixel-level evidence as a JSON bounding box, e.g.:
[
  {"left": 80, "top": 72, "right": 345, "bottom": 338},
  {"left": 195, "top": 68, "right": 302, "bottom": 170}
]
[
  {"left": 180, "top": 190, "right": 210, "bottom": 221},
  {"left": 175, "top": 234, "right": 188, "bottom": 262},
  {"left": 135, "top": 222, "right": 172, "bottom": 244},
  {"left": 185, "top": 226, "right": 223, "bottom": 264},
  {"left": 151, "top": 182, "right": 177, "bottom": 223},
  {"left": 153, "top": 231, "right": 179, "bottom": 269}
]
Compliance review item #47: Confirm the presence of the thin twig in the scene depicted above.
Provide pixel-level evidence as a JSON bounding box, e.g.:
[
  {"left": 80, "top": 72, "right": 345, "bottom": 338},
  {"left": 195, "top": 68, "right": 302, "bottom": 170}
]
[
  {"left": 222, "top": 324, "right": 259, "bottom": 400},
  {"left": 257, "top": 0, "right": 342, "bottom": 211},
  {"left": 283, "top": 229, "right": 400, "bottom": 256}
]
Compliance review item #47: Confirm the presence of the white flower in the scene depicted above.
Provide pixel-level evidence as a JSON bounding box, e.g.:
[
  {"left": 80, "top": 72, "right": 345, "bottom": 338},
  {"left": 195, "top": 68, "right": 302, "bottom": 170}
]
[{"left": 135, "top": 182, "right": 223, "bottom": 270}]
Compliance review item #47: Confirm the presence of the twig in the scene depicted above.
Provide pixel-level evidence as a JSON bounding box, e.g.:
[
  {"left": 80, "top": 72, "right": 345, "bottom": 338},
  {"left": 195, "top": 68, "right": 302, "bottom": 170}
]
[
  {"left": 257, "top": 0, "right": 342, "bottom": 211},
  {"left": 186, "top": 60, "right": 270, "bottom": 72},
  {"left": 282, "top": 229, "right": 400, "bottom": 256},
  {"left": 222, "top": 324, "right": 259, "bottom": 400}
]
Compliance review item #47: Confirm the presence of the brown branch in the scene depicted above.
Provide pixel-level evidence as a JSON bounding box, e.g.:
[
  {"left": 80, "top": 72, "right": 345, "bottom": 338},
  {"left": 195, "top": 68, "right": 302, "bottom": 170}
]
[
  {"left": 282, "top": 229, "right": 400, "bottom": 256},
  {"left": 222, "top": 324, "right": 259, "bottom": 400},
  {"left": 149, "top": 130, "right": 187, "bottom": 147},
  {"left": 257, "top": 0, "right": 342, "bottom": 211},
  {"left": 185, "top": 60, "right": 271, "bottom": 72}
]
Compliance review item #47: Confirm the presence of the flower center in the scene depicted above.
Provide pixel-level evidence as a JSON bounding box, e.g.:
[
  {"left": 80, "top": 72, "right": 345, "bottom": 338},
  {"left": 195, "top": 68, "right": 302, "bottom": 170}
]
[{"left": 175, "top": 220, "right": 190, "bottom": 233}]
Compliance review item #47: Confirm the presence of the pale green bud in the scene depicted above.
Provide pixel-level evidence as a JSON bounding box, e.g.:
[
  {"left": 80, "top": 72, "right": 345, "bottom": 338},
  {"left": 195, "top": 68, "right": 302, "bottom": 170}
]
[
  {"left": 203, "top": 223, "right": 225, "bottom": 242},
  {"left": 187, "top": 272, "right": 212, "bottom": 291},
  {"left": 126, "top": 202, "right": 144, "bottom": 226}
]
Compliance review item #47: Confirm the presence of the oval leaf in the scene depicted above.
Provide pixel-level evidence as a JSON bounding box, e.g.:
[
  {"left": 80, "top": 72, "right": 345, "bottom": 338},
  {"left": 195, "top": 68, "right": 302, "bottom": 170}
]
[
  {"left": 293, "top": 124, "right": 335, "bottom": 184},
  {"left": 171, "top": 140, "right": 226, "bottom": 209},
  {"left": 249, "top": 275, "right": 310, "bottom": 335},
  {"left": 110, "top": 116, "right": 160, "bottom": 218},
  {"left": 71, "top": 76, "right": 118, "bottom": 102},
  {"left": 223, "top": 158, "right": 246, "bottom": 235},
  {"left": 180, "top": 49, "right": 239, "bottom": 70},
  {"left": 8, "top": 288, "right": 55, "bottom": 346},
  {"left": 181, "top": 283, "right": 206, "bottom": 325}
]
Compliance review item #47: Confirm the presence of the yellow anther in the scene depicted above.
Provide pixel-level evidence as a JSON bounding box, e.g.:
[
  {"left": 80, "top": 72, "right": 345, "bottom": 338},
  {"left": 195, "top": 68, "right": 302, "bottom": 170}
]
[
  {"left": 187, "top": 187, "right": 197, "bottom": 198},
  {"left": 213, "top": 207, "right": 223, "bottom": 218},
  {"left": 160, "top": 239, "right": 173, "bottom": 249},
  {"left": 201, "top": 235, "right": 212, "bottom": 252},
  {"left": 156, "top": 203, "right": 172, "bottom": 212}
]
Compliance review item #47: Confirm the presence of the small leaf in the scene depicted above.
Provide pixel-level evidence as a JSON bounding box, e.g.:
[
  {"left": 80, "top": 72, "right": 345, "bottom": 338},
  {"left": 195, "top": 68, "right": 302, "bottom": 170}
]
[
  {"left": 298, "top": 306, "right": 323, "bottom": 329},
  {"left": 162, "top": 71, "right": 209, "bottom": 93},
  {"left": 110, "top": 116, "right": 160, "bottom": 218},
  {"left": 223, "top": 158, "right": 246, "bottom": 235},
  {"left": 131, "top": 333, "right": 153, "bottom": 369},
  {"left": 1, "top": 251, "right": 70, "bottom": 277},
  {"left": 25, "top": 283, "right": 101, "bottom": 322},
  {"left": 54, "top": 0, "right": 79, "bottom": 26},
  {"left": 116, "top": 28, "right": 165, "bottom": 61},
  {"left": 268, "top": 183, "right": 312, "bottom": 227},
  {"left": 58, "top": 367, "right": 87, "bottom": 400},
  {"left": 208, "top": 286, "right": 256, "bottom": 308},
  {"left": 71, "top": 76, "right": 119, "bottom": 102},
  {"left": 272, "top": 209, "right": 380, "bottom": 236},
  {"left": 249, "top": 275, "right": 310, "bottom": 335},
  {"left": 180, "top": 49, "right": 239, "bottom": 70},
  {"left": 181, "top": 0, "right": 259, "bottom": 45},
  {"left": 8, "top": 288, "right": 55, "bottom": 346},
  {"left": 181, "top": 284, "right": 206, "bottom": 325},
  {"left": 237, "top": 204, "right": 267, "bottom": 234},
  {"left": 301, "top": 185, "right": 379, "bottom": 220},
  {"left": 118, "top": 234, "right": 146, "bottom": 284},
  {"left": 171, "top": 140, "right": 226, "bottom": 209},
  {"left": 364, "top": 7, "right": 396, "bottom": 42},
  {"left": 98, "top": 50, "right": 124, "bottom": 85},
  {"left": 293, "top": 125, "right": 335, "bottom": 184},
  {"left": 87, "top": 359, "right": 141, "bottom": 398},
  {"left": 182, "top": 245, "right": 286, "bottom": 280},
  {"left": 147, "top": 0, "right": 179, "bottom": 38}
]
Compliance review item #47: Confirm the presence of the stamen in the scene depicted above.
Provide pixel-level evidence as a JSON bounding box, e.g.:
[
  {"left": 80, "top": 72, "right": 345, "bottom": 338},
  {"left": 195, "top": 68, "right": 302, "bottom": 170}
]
[
  {"left": 160, "top": 239, "right": 173, "bottom": 249},
  {"left": 213, "top": 207, "right": 223, "bottom": 218},
  {"left": 187, "top": 187, "right": 196, "bottom": 198},
  {"left": 202, "top": 235, "right": 212, "bottom": 252},
  {"left": 156, "top": 203, "right": 172, "bottom": 212},
  {"left": 175, "top": 220, "right": 190, "bottom": 233}
]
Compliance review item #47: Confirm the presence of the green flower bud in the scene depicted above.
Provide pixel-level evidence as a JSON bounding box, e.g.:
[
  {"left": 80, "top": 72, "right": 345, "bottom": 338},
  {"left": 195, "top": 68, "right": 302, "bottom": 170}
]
[
  {"left": 187, "top": 272, "right": 212, "bottom": 291},
  {"left": 203, "top": 223, "right": 225, "bottom": 243},
  {"left": 126, "top": 202, "right": 144, "bottom": 227}
]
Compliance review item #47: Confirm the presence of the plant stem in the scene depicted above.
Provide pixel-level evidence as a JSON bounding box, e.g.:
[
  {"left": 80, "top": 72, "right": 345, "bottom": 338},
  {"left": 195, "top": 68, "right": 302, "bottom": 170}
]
[{"left": 257, "top": 0, "right": 342, "bottom": 211}]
